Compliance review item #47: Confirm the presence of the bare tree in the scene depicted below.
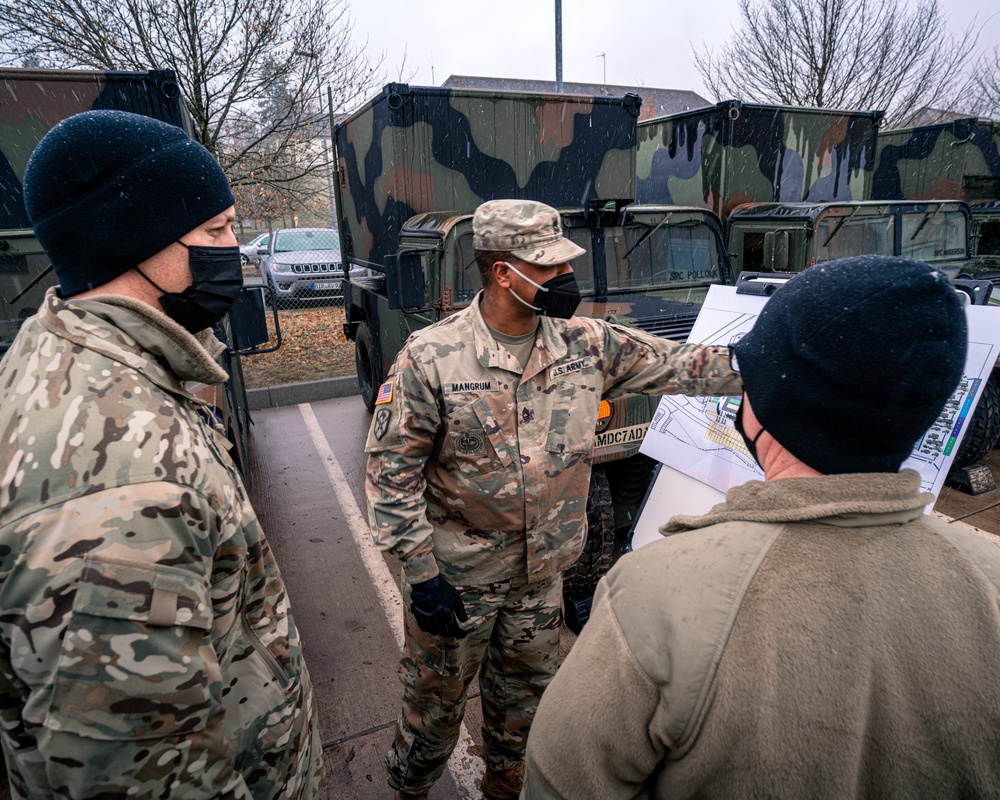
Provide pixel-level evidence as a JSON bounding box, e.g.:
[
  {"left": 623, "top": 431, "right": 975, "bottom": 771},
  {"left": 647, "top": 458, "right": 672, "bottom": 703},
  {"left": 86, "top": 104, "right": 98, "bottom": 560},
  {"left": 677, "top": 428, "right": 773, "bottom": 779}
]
[
  {"left": 694, "top": 0, "right": 980, "bottom": 127},
  {"left": 969, "top": 47, "right": 1000, "bottom": 118},
  {"left": 0, "top": 0, "right": 383, "bottom": 216}
]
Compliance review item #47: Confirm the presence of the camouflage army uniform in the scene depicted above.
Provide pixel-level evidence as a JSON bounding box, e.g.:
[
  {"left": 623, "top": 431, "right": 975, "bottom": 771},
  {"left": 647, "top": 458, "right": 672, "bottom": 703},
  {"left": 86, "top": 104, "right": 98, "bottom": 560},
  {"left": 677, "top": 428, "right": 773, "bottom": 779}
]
[
  {"left": 366, "top": 292, "right": 741, "bottom": 792},
  {"left": 0, "top": 289, "right": 324, "bottom": 800}
]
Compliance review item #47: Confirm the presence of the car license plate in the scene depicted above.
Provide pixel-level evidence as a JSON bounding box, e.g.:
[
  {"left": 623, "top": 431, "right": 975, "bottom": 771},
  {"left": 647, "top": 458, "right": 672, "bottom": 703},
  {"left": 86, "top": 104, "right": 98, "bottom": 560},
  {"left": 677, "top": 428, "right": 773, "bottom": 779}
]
[{"left": 312, "top": 281, "right": 339, "bottom": 290}]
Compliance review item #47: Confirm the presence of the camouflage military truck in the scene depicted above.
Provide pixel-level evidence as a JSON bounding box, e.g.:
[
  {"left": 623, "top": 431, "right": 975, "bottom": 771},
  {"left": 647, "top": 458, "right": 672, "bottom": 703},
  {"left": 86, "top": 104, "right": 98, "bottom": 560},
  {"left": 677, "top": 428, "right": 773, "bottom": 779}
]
[
  {"left": 334, "top": 83, "right": 733, "bottom": 611},
  {"left": 0, "top": 67, "right": 271, "bottom": 477},
  {"left": 726, "top": 198, "right": 1000, "bottom": 468},
  {"left": 636, "top": 100, "right": 884, "bottom": 222},
  {"left": 872, "top": 117, "right": 1000, "bottom": 279}
]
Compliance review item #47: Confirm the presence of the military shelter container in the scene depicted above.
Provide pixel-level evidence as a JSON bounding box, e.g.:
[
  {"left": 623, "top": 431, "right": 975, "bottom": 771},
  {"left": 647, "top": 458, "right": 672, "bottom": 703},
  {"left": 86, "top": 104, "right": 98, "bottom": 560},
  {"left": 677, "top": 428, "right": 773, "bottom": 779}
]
[
  {"left": 334, "top": 82, "right": 642, "bottom": 272},
  {"left": 0, "top": 68, "right": 191, "bottom": 231},
  {"left": 872, "top": 118, "right": 1000, "bottom": 205},
  {"left": 636, "top": 100, "right": 884, "bottom": 223}
]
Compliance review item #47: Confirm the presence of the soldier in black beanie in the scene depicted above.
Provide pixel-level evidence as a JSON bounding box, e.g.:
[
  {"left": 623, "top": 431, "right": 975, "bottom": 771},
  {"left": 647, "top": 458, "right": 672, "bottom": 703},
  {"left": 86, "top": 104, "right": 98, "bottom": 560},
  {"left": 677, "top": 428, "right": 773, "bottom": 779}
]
[
  {"left": 0, "top": 111, "right": 325, "bottom": 798},
  {"left": 524, "top": 257, "right": 1000, "bottom": 800},
  {"left": 730, "top": 255, "right": 968, "bottom": 476},
  {"left": 22, "top": 109, "right": 242, "bottom": 331}
]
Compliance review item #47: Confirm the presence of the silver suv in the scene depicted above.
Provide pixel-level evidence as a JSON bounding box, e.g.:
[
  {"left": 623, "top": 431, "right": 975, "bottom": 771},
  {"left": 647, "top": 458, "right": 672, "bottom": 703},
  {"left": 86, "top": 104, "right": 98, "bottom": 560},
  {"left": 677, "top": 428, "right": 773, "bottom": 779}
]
[{"left": 258, "top": 228, "right": 345, "bottom": 305}]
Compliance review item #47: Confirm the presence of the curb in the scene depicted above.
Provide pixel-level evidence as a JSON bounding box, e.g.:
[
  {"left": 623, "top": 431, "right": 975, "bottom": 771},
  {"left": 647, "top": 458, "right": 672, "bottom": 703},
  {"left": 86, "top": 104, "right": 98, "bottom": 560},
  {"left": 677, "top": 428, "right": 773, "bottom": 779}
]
[
  {"left": 248, "top": 375, "right": 360, "bottom": 408},
  {"left": 932, "top": 510, "right": 1000, "bottom": 542}
]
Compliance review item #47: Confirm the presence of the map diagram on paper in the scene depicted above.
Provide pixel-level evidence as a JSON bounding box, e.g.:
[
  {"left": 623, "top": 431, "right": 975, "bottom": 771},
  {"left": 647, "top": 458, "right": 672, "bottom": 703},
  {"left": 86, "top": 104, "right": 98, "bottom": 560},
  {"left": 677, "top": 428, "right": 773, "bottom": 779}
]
[{"left": 639, "top": 284, "right": 1000, "bottom": 500}]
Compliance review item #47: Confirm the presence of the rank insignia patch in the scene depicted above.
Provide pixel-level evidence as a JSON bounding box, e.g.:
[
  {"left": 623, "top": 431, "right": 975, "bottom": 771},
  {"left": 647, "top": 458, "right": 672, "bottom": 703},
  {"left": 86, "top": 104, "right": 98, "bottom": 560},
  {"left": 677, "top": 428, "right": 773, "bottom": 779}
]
[{"left": 375, "top": 380, "right": 394, "bottom": 405}]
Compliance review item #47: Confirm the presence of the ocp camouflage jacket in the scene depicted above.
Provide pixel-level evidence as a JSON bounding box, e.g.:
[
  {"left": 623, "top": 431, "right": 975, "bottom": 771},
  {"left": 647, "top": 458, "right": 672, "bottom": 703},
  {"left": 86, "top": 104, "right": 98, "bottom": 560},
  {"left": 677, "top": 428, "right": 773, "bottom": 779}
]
[
  {"left": 0, "top": 289, "right": 324, "bottom": 800},
  {"left": 365, "top": 292, "right": 741, "bottom": 585}
]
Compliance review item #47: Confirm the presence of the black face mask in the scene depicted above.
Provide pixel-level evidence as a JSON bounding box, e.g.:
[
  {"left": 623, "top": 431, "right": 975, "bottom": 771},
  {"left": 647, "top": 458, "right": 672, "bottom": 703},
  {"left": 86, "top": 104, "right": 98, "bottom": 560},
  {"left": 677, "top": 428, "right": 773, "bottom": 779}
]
[
  {"left": 139, "top": 242, "right": 243, "bottom": 333},
  {"left": 734, "top": 400, "right": 765, "bottom": 468},
  {"left": 504, "top": 262, "right": 582, "bottom": 319}
]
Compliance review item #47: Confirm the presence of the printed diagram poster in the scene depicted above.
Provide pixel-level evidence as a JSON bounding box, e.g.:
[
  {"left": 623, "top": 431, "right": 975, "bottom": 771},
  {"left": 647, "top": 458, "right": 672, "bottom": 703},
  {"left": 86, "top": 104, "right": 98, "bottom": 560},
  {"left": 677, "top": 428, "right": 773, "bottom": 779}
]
[{"left": 639, "top": 284, "right": 1000, "bottom": 501}]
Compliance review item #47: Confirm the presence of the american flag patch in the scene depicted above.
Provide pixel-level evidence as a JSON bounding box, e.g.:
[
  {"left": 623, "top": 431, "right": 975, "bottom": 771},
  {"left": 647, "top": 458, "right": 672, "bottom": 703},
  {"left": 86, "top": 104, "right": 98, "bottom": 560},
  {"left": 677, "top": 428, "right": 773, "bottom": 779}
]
[{"left": 375, "top": 380, "right": 394, "bottom": 405}]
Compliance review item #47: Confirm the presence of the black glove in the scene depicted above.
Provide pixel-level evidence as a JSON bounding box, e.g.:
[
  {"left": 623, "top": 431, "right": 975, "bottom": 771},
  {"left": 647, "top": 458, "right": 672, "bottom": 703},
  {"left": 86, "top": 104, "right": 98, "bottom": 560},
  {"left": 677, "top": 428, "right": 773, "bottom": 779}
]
[{"left": 409, "top": 575, "right": 469, "bottom": 639}]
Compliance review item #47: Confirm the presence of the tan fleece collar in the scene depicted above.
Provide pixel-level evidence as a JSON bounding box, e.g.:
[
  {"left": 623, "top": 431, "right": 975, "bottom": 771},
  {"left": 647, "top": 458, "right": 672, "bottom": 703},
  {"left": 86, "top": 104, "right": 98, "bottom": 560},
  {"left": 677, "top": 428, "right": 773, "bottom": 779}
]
[
  {"left": 41, "top": 286, "right": 228, "bottom": 387},
  {"left": 663, "top": 470, "right": 932, "bottom": 533}
]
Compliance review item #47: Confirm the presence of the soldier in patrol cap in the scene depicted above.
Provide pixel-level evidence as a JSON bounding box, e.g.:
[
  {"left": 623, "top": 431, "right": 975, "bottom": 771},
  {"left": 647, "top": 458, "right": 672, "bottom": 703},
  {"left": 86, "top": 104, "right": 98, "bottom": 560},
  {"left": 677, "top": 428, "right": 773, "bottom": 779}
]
[
  {"left": 365, "top": 198, "right": 742, "bottom": 800},
  {"left": 0, "top": 110, "right": 323, "bottom": 798}
]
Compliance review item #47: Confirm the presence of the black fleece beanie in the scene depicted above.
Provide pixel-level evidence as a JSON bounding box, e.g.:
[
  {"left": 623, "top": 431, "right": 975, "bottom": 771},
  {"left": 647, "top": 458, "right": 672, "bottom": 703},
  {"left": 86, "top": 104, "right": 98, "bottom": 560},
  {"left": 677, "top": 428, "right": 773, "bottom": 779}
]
[
  {"left": 23, "top": 110, "right": 235, "bottom": 297},
  {"left": 731, "top": 256, "right": 967, "bottom": 474}
]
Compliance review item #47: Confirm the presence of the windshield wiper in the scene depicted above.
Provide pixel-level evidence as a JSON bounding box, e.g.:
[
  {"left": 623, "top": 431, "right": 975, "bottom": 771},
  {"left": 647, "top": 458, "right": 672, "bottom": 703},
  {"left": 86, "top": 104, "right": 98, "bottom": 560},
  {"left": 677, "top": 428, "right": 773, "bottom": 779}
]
[
  {"left": 822, "top": 206, "right": 861, "bottom": 248},
  {"left": 11, "top": 264, "right": 54, "bottom": 304},
  {"left": 623, "top": 214, "right": 672, "bottom": 261},
  {"left": 908, "top": 205, "right": 942, "bottom": 241}
]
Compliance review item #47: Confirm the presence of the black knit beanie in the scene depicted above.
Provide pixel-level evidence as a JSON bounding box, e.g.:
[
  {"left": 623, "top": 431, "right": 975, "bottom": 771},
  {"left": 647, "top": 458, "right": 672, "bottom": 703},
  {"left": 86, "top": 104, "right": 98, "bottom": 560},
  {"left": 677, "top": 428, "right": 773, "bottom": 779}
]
[
  {"left": 731, "top": 256, "right": 967, "bottom": 474},
  {"left": 23, "top": 110, "right": 235, "bottom": 297}
]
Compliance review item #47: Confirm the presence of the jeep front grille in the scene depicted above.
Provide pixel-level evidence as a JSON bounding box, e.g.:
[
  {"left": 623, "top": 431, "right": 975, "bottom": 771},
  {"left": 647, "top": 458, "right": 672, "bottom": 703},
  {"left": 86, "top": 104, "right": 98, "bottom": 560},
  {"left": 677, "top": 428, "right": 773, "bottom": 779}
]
[
  {"left": 291, "top": 263, "right": 338, "bottom": 274},
  {"left": 634, "top": 313, "right": 699, "bottom": 342}
]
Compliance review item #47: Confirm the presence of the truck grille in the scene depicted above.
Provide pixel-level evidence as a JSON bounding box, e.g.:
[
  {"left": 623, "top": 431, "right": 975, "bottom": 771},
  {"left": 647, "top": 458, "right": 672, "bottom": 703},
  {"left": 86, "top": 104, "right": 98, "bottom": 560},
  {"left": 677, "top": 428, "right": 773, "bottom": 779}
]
[
  {"left": 292, "top": 263, "right": 338, "bottom": 274},
  {"left": 633, "top": 313, "right": 699, "bottom": 342}
]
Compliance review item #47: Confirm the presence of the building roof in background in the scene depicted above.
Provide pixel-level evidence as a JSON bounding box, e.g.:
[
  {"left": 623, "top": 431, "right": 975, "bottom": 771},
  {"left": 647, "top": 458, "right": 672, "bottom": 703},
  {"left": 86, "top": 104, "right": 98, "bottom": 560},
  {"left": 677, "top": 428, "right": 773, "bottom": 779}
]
[
  {"left": 441, "top": 75, "right": 710, "bottom": 120},
  {"left": 894, "top": 106, "right": 974, "bottom": 128}
]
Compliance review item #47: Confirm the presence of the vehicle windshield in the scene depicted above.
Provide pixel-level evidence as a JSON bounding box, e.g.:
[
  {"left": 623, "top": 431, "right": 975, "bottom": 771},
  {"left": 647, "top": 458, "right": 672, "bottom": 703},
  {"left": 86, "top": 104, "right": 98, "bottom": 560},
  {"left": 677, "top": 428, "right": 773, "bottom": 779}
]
[
  {"left": 815, "top": 214, "right": 894, "bottom": 263},
  {"left": 900, "top": 210, "right": 967, "bottom": 262},
  {"left": 274, "top": 229, "right": 339, "bottom": 253},
  {"left": 607, "top": 221, "right": 721, "bottom": 289}
]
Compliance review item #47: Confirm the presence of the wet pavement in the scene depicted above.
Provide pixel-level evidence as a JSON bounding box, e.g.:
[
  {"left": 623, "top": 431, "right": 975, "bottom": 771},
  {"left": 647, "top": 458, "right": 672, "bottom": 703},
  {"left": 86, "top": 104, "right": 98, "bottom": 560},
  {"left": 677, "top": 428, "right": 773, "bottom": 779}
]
[
  {"left": 932, "top": 449, "right": 1000, "bottom": 534},
  {"left": 246, "top": 397, "right": 483, "bottom": 799}
]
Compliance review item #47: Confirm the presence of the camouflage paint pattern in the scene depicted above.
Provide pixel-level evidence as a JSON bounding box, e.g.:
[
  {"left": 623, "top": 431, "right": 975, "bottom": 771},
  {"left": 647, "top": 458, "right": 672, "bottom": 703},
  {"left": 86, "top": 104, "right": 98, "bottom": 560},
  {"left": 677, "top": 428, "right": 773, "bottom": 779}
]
[
  {"left": 0, "top": 68, "right": 189, "bottom": 231},
  {"left": 872, "top": 118, "right": 1000, "bottom": 205},
  {"left": 0, "top": 290, "right": 324, "bottom": 799},
  {"left": 364, "top": 294, "right": 741, "bottom": 587},
  {"left": 387, "top": 573, "right": 562, "bottom": 792},
  {"left": 636, "top": 101, "right": 884, "bottom": 222},
  {"left": 334, "top": 83, "right": 642, "bottom": 271}
]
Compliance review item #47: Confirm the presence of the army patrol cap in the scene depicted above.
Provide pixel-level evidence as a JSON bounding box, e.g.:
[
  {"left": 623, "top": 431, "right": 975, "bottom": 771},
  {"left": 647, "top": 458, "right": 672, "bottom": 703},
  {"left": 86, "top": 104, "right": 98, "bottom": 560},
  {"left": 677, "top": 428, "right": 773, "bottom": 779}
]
[{"left": 473, "top": 199, "right": 585, "bottom": 266}]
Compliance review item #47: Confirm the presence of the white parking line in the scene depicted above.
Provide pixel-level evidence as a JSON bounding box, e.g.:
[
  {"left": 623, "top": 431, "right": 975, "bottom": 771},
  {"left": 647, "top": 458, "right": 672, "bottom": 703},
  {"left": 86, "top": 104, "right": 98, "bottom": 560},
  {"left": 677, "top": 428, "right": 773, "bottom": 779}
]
[{"left": 298, "top": 403, "right": 484, "bottom": 797}]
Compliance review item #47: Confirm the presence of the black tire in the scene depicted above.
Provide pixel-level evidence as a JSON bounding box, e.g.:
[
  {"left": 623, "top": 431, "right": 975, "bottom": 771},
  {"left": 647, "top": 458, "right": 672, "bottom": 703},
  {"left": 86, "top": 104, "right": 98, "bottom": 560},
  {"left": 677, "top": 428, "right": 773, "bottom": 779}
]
[
  {"left": 240, "top": 253, "right": 249, "bottom": 266},
  {"left": 356, "top": 322, "right": 383, "bottom": 413},
  {"left": 563, "top": 466, "right": 616, "bottom": 596},
  {"left": 952, "top": 374, "right": 1000, "bottom": 469}
]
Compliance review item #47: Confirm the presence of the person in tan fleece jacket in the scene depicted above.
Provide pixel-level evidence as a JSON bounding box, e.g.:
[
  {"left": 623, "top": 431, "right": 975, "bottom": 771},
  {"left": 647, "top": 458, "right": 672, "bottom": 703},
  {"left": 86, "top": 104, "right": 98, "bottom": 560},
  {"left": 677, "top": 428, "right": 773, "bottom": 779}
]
[{"left": 523, "top": 256, "right": 1000, "bottom": 800}]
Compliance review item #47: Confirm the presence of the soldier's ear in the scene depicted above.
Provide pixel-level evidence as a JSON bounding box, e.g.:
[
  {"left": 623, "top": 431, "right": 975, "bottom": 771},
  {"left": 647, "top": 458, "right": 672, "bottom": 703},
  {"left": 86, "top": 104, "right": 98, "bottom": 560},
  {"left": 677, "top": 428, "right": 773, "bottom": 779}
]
[{"left": 492, "top": 260, "right": 513, "bottom": 289}]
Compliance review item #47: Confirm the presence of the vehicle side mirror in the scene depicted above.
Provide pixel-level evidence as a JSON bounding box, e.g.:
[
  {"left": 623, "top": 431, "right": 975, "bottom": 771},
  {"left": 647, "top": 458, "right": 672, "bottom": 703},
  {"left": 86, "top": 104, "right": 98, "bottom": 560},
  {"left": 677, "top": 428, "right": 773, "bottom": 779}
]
[
  {"left": 385, "top": 251, "right": 425, "bottom": 310},
  {"left": 229, "top": 285, "right": 270, "bottom": 351},
  {"left": 257, "top": 246, "right": 269, "bottom": 256}
]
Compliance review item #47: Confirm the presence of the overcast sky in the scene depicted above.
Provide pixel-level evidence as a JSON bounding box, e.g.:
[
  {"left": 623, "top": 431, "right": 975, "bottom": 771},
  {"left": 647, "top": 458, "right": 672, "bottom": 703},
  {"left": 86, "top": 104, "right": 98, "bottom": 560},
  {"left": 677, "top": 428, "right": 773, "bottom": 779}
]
[{"left": 348, "top": 0, "right": 999, "bottom": 102}]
